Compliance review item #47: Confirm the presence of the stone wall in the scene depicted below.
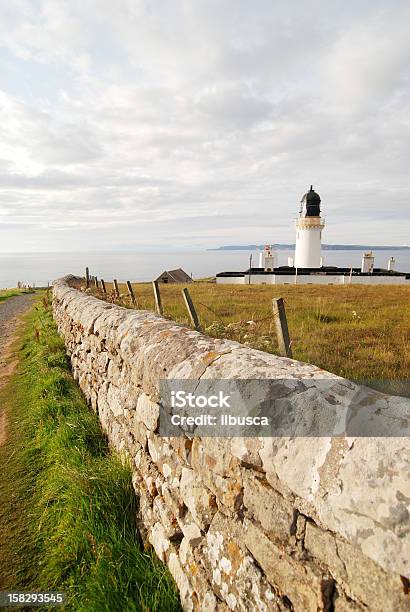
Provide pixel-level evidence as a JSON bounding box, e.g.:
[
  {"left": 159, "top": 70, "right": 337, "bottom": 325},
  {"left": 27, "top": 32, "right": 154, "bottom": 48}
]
[{"left": 52, "top": 276, "right": 410, "bottom": 612}]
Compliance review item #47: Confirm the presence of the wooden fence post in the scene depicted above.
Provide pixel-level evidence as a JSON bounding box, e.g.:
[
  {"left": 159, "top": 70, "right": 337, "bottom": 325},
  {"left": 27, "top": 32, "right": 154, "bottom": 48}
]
[
  {"left": 126, "top": 281, "right": 137, "bottom": 306},
  {"left": 152, "top": 280, "right": 163, "bottom": 315},
  {"left": 272, "top": 297, "right": 292, "bottom": 358},
  {"left": 182, "top": 287, "right": 202, "bottom": 331},
  {"left": 113, "top": 279, "right": 120, "bottom": 298},
  {"left": 94, "top": 277, "right": 99, "bottom": 289},
  {"left": 86, "top": 267, "right": 90, "bottom": 288},
  {"left": 101, "top": 279, "right": 107, "bottom": 293}
]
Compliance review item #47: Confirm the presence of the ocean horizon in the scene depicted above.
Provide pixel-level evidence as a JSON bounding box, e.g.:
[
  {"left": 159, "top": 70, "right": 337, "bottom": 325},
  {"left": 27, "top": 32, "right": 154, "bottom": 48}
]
[{"left": 1, "top": 249, "right": 410, "bottom": 289}]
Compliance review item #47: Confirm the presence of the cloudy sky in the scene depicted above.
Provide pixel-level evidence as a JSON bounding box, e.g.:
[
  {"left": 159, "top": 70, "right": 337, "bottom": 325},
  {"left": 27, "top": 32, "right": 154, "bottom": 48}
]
[{"left": 0, "top": 0, "right": 409, "bottom": 252}]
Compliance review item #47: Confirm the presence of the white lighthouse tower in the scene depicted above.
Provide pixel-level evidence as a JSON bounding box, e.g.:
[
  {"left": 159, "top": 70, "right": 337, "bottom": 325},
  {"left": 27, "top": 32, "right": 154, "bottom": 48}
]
[{"left": 294, "top": 186, "right": 325, "bottom": 268}]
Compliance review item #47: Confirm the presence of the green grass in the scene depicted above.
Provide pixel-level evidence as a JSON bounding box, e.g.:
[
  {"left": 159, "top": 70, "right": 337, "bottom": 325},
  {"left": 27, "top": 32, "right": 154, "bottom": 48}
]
[
  {"left": 0, "top": 289, "right": 27, "bottom": 302},
  {"left": 0, "top": 296, "right": 181, "bottom": 612},
  {"left": 94, "top": 281, "right": 410, "bottom": 384}
]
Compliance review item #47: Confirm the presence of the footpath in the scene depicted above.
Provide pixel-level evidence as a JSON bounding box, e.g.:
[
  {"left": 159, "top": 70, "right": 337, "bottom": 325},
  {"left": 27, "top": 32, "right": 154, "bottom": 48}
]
[{"left": 0, "top": 293, "right": 35, "bottom": 446}]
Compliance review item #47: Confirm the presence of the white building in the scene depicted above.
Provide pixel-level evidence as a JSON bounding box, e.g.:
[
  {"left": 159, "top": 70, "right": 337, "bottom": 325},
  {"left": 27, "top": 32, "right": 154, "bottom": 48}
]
[
  {"left": 216, "top": 186, "right": 409, "bottom": 285},
  {"left": 258, "top": 245, "right": 277, "bottom": 271},
  {"left": 361, "top": 252, "right": 375, "bottom": 273}
]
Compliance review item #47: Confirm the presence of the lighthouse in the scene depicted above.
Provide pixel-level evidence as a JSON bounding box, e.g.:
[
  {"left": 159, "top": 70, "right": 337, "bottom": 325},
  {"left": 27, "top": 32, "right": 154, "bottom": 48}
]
[
  {"left": 216, "top": 183, "right": 409, "bottom": 285},
  {"left": 294, "top": 185, "right": 325, "bottom": 268}
]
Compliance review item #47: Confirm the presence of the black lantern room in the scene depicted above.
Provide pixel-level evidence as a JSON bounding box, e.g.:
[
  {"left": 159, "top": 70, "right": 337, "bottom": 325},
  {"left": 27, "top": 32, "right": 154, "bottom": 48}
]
[{"left": 300, "top": 186, "right": 321, "bottom": 217}]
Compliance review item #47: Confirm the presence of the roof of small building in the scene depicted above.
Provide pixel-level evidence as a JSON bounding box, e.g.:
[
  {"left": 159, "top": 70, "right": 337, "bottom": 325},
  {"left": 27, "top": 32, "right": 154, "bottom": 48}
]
[{"left": 155, "top": 268, "right": 193, "bottom": 283}]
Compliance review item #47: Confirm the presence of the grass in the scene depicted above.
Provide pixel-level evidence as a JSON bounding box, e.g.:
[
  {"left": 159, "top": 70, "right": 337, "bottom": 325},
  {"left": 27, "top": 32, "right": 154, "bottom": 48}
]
[
  {"left": 0, "top": 295, "right": 181, "bottom": 612},
  {"left": 90, "top": 281, "right": 409, "bottom": 385},
  {"left": 0, "top": 289, "right": 29, "bottom": 303}
]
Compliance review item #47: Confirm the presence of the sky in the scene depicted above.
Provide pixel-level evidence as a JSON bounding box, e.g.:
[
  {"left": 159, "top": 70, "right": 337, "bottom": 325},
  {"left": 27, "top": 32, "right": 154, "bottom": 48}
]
[{"left": 0, "top": 0, "right": 409, "bottom": 252}]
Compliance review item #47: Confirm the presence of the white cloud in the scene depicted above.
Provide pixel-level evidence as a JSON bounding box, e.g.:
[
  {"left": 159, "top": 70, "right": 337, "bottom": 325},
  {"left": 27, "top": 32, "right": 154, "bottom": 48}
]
[
  {"left": 0, "top": 0, "right": 409, "bottom": 252},
  {"left": 323, "top": 4, "right": 410, "bottom": 113}
]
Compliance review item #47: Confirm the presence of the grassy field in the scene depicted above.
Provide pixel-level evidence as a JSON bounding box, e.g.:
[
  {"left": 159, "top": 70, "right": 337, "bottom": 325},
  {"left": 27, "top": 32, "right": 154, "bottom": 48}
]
[
  {"left": 91, "top": 281, "right": 409, "bottom": 385},
  {"left": 0, "top": 295, "right": 181, "bottom": 611}
]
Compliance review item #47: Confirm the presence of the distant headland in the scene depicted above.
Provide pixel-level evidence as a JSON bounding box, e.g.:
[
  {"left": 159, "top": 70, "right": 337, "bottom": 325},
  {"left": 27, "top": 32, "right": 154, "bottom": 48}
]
[{"left": 209, "top": 244, "right": 410, "bottom": 251}]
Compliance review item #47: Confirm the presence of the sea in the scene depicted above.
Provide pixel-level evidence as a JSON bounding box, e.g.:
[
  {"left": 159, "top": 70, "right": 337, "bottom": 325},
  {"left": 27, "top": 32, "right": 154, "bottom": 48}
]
[{"left": 1, "top": 249, "right": 409, "bottom": 288}]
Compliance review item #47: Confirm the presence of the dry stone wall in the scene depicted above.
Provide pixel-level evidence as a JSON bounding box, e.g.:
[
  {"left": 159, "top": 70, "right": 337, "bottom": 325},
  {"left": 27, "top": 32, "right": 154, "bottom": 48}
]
[{"left": 53, "top": 276, "right": 410, "bottom": 612}]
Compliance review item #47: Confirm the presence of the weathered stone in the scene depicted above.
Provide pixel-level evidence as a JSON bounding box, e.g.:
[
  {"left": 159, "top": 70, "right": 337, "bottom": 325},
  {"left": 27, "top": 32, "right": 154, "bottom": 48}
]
[
  {"left": 179, "top": 467, "right": 217, "bottom": 530},
  {"left": 317, "top": 437, "right": 410, "bottom": 577},
  {"left": 161, "top": 482, "right": 186, "bottom": 520},
  {"left": 135, "top": 488, "right": 155, "bottom": 538},
  {"left": 179, "top": 522, "right": 203, "bottom": 565},
  {"left": 230, "top": 437, "right": 263, "bottom": 468},
  {"left": 189, "top": 443, "right": 243, "bottom": 510},
  {"left": 153, "top": 495, "right": 181, "bottom": 539},
  {"left": 133, "top": 447, "right": 161, "bottom": 499},
  {"left": 305, "top": 521, "right": 409, "bottom": 610},
  {"left": 333, "top": 591, "right": 364, "bottom": 611},
  {"left": 168, "top": 552, "right": 195, "bottom": 611},
  {"left": 243, "top": 519, "right": 332, "bottom": 612},
  {"left": 147, "top": 435, "right": 184, "bottom": 482},
  {"left": 106, "top": 380, "right": 139, "bottom": 417},
  {"left": 304, "top": 522, "right": 346, "bottom": 578},
  {"left": 191, "top": 438, "right": 241, "bottom": 479},
  {"left": 106, "top": 358, "right": 121, "bottom": 379},
  {"left": 205, "top": 471, "right": 243, "bottom": 512},
  {"left": 243, "top": 471, "right": 295, "bottom": 544},
  {"left": 136, "top": 392, "right": 160, "bottom": 431},
  {"left": 166, "top": 435, "right": 193, "bottom": 464},
  {"left": 295, "top": 513, "right": 307, "bottom": 541},
  {"left": 177, "top": 540, "right": 220, "bottom": 611},
  {"left": 203, "top": 512, "right": 284, "bottom": 611},
  {"left": 149, "top": 522, "right": 171, "bottom": 562}
]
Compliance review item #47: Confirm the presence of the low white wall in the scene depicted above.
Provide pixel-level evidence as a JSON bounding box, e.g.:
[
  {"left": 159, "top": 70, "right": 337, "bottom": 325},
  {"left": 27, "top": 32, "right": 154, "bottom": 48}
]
[
  {"left": 216, "top": 276, "right": 247, "bottom": 284},
  {"left": 217, "top": 274, "right": 408, "bottom": 285}
]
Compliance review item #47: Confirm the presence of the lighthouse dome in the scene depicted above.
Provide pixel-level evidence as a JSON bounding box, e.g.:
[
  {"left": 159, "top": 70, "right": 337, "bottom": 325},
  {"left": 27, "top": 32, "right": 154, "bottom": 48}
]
[{"left": 300, "top": 185, "right": 321, "bottom": 217}]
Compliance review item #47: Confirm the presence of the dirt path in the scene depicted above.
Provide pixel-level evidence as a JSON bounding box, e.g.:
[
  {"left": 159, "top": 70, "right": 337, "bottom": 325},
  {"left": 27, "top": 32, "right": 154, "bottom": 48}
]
[{"left": 0, "top": 293, "right": 36, "bottom": 445}]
